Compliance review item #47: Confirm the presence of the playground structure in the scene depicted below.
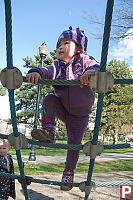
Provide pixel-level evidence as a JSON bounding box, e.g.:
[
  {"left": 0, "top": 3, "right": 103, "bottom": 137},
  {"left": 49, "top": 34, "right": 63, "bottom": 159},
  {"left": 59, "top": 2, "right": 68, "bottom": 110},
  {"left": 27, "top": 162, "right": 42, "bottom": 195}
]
[{"left": 0, "top": 0, "right": 133, "bottom": 199}]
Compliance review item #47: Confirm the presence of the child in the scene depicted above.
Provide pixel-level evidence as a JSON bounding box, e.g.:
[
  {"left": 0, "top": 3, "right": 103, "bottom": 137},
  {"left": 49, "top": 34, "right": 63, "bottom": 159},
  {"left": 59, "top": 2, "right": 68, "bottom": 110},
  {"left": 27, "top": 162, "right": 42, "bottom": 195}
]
[
  {"left": 26, "top": 26, "right": 100, "bottom": 191},
  {"left": 0, "top": 139, "right": 16, "bottom": 199}
]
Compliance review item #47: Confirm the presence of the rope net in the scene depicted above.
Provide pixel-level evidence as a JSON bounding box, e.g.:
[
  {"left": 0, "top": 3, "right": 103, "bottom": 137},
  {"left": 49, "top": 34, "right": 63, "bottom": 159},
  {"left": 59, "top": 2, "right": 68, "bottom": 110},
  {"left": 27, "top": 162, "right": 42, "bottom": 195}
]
[{"left": 0, "top": 0, "right": 132, "bottom": 199}]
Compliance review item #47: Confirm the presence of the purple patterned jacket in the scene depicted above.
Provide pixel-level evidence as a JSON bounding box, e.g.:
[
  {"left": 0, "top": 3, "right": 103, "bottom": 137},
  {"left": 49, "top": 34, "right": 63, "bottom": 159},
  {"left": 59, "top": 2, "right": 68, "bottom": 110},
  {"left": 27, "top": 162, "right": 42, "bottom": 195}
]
[{"left": 28, "top": 54, "right": 100, "bottom": 116}]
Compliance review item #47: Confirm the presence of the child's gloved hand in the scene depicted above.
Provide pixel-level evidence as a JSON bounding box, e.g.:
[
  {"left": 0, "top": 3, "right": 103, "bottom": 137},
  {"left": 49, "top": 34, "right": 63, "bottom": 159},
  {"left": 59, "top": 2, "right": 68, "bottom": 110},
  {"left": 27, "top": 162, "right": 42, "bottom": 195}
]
[
  {"left": 80, "top": 70, "right": 95, "bottom": 88},
  {"left": 26, "top": 72, "right": 41, "bottom": 84}
]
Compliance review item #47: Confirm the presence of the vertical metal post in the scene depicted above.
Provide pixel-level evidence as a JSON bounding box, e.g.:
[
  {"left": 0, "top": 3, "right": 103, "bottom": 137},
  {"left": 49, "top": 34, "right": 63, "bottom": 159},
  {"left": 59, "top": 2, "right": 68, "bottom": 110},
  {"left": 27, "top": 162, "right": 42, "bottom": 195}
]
[{"left": 28, "top": 43, "right": 48, "bottom": 161}]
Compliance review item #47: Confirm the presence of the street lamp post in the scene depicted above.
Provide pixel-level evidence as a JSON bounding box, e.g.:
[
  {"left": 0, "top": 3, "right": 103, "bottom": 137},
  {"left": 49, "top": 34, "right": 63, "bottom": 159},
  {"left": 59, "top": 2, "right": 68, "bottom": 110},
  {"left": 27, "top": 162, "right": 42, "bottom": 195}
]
[{"left": 28, "top": 43, "right": 48, "bottom": 161}]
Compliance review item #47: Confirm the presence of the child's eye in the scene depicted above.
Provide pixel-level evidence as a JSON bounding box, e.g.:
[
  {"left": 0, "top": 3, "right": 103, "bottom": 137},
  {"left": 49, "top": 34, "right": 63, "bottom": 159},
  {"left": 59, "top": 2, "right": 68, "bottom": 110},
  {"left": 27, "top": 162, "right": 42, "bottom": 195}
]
[
  {"left": 65, "top": 41, "right": 69, "bottom": 45},
  {"left": 58, "top": 44, "right": 61, "bottom": 48}
]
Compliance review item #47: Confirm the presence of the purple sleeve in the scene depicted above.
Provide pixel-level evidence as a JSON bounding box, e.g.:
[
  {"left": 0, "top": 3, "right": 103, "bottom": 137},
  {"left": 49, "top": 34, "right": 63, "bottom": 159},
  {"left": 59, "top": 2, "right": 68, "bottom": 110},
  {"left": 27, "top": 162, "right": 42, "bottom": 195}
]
[
  {"left": 27, "top": 61, "right": 57, "bottom": 79},
  {"left": 83, "top": 54, "right": 100, "bottom": 72}
]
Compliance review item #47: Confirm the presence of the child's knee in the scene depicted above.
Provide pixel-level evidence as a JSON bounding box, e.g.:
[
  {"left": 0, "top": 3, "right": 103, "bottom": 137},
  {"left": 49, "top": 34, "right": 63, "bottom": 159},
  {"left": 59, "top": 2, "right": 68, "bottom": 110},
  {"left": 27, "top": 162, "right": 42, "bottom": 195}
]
[
  {"left": 43, "top": 94, "right": 55, "bottom": 104},
  {"left": 43, "top": 93, "right": 56, "bottom": 107}
]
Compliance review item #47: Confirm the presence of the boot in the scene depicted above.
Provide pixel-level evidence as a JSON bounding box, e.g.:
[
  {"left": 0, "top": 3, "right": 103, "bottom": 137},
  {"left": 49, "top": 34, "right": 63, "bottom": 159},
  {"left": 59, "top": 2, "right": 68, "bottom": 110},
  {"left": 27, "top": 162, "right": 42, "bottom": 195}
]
[{"left": 31, "top": 128, "right": 54, "bottom": 143}]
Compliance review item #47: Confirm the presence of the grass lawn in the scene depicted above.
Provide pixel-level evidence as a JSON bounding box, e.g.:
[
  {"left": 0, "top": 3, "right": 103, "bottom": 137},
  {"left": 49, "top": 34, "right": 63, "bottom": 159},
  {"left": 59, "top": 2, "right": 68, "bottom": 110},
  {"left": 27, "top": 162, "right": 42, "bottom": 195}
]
[
  {"left": 9, "top": 142, "right": 133, "bottom": 175},
  {"left": 9, "top": 146, "right": 133, "bottom": 156},
  {"left": 14, "top": 159, "right": 133, "bottom": 175}
]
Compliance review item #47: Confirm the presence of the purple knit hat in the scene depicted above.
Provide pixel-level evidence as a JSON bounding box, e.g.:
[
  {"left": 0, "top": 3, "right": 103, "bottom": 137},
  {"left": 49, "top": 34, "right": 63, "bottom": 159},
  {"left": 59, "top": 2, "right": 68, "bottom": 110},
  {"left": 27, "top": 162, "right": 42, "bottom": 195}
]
[{"left": 57, "top": 26, "right": 88, "bottom": 51}]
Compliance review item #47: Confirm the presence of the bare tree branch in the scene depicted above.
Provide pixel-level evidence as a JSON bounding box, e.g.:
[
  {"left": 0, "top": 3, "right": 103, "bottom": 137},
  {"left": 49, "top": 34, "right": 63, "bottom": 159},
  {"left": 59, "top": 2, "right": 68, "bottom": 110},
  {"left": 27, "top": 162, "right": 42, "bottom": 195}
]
[{"left": 82, "top": 0, "right": 133, "bottom": 40}]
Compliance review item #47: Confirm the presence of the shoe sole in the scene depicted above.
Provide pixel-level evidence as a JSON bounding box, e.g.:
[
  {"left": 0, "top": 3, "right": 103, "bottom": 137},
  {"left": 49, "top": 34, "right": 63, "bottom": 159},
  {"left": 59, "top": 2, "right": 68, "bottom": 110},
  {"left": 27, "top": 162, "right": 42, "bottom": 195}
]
[{"left": 60, "top": 185, "right": 73, "bottom": 191}]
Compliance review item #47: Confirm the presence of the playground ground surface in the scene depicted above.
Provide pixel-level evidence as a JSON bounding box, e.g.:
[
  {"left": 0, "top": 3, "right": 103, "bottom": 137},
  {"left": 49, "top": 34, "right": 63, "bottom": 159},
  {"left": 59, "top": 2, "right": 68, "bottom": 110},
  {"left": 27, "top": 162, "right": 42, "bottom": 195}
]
[
  {"left": 8, "top": 153, "right": 133, "bottom": 200},
  {"left": 8, "top": 171, "right": 133, "bottom": 200}
]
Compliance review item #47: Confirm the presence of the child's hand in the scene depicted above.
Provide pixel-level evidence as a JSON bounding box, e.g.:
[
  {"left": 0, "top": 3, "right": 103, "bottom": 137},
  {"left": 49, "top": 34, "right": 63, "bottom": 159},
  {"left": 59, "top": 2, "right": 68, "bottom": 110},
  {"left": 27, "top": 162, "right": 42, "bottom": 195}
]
[
  {"left": 80, "top": 70, "right": 94, "bottom": 88},
  {"left": 26, "top": 72, "right": 41, "bottom": 84}
]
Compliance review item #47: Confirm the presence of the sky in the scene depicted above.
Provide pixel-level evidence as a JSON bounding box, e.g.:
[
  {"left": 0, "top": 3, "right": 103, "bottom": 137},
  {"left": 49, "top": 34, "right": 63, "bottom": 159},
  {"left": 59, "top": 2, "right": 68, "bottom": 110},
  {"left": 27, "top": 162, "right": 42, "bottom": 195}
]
[{"left": 0, "top": 0, "right": 133, "bottom": 120}]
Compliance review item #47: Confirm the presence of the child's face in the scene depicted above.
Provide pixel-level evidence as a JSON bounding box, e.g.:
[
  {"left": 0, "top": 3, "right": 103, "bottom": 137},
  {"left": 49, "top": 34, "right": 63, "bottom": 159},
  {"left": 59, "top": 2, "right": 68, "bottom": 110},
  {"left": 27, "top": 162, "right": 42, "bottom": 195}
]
[
  {"left": 56, "top": 39, "right": 76, "bottom": 63},
  {"left": 0, "top": 142, "right": 9, "bottom": 156}
]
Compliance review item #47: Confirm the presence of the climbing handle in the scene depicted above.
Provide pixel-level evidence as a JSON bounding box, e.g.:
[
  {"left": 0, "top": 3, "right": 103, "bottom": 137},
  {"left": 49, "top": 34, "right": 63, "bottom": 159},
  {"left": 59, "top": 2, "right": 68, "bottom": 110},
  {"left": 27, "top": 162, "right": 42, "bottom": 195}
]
[
  {"left": 8, "top": 133, "right": 28, "bottom": 150},
  {"left": 79, "top": 181, "right": 96, "bottom": 195},
  {"left": 83, "top": 142, "right": 104, "bottom": 159},
  {"left": 89, "top": 71, "right": 114, "bottom": 93},
  {"left": 0, "top": 67, "right": 23, "bottom": 89}
]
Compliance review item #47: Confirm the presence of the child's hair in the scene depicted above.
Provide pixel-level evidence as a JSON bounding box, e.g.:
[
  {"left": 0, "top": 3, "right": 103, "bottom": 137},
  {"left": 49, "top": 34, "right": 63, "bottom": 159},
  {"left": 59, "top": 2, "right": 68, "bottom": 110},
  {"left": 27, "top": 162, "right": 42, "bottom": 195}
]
[
  {"left": 0, "top": 139, "right": 11, "bottom": 151},
  {"left": 72, "top": 43, "right": 86, "bottom": 66},
  {"left": 75, "top": 43, "right": 86, "bottom": 54}
]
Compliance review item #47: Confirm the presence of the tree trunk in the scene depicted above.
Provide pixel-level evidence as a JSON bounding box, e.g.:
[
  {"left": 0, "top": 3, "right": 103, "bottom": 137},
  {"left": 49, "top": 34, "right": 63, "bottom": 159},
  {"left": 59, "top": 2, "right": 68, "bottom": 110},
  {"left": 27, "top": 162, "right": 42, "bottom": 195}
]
[
  {"left": 112, "top": 135, "right": 116, "bottom": 144},
  {"left": 115, "top": 133, "right": 118, "bottom": 144}
]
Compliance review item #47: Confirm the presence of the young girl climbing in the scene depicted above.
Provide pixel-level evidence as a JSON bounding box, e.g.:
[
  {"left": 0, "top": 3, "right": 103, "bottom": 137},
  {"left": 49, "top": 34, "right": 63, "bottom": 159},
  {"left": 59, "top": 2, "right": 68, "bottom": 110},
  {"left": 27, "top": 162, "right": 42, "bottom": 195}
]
[
  {"left": 26, "top": 26, "right": 100, "bottom": 191},
  {"left": 0, "top": 139, "right": 16, "bottom": 199}
]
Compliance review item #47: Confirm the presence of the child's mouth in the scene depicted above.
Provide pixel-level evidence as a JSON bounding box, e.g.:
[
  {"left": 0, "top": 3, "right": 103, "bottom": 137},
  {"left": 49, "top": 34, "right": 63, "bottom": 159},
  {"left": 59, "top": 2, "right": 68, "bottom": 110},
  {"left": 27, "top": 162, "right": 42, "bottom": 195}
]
[{"left": 59, "top": 52, "right": 64, "bottom": 54}]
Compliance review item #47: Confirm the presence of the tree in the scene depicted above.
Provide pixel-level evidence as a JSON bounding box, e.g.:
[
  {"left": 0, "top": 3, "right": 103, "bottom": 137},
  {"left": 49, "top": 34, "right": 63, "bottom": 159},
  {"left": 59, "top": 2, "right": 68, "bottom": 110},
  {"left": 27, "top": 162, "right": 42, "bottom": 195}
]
[
  {"left": 112, "top": 0, "right": 133, "bottom": 39},
  {"left": 83, "top": 0, "right": 133, "bottom": 40},
  {"left": 100, "top": 59, "right": 133, "bottom": 143},
  {"left": 15, "top": 51, "right": 56, "bottom": 125},
  {"left": 15, "top": 50, "right": 69, "bottom": 139},
  {"left": 0, "top": 85, "right": 6, "bottom": 96}
]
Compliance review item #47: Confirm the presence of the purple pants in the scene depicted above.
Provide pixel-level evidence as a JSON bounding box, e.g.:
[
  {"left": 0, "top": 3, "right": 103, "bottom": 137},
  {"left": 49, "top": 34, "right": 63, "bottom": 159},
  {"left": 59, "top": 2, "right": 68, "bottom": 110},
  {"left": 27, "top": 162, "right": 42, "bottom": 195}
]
[{"left": 42, "top": 94, "right": 89, "bottom": 171}]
